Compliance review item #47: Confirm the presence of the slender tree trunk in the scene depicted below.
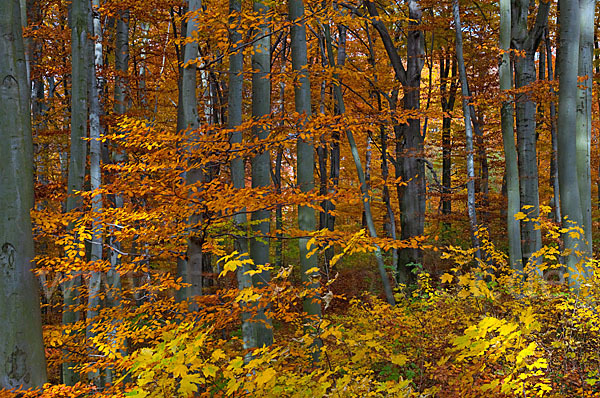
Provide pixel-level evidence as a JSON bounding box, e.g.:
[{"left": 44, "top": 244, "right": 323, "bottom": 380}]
[
  {"left": 453, "top": 0, "right": 481, "bottom": 260},
  {"left": 557, "top": 0, "right": 588, "bottom": 285},
  {"left": 323, "top": 18, "right": 395, "bottom": 305},
  {"left": 250, "top": 0, "right": 273, "bottom": 347},
  {"left": 0, "top": 0, "right": 47, "bottom": 388},
  {"left": 86, "top": 0, "right": 103, "bottom": 385},
  {"left": 500, "top": 0, "right": 523, "bottom": 270},
  {"left": 322, "top": 23, "right": 342, "bottom": 273},
  {"left": 576, "top": 0, "right": 594, "bottom": 255},
  {"left": 440, "top": 54, "right": 457, "bottom": 230},
  {"left": 106, "top": 7, "right": 129, "bottom": 313},
  {"left": 63, "top": 0, "right": 91, "bottom": 384},
  {"left": 545, "top": 30, "right": 561, "bottom": 225},
  {"left": 379, "top": 102, "right": 398, "bottom": 268}
]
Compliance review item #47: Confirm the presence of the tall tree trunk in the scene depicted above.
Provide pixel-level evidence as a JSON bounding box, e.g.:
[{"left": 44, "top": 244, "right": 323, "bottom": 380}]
[
  {"left": 0, "top": 0, "right": 47, "bottom": 388},
  {"left": 227, "top": 0, "right": 255, "bottom": 354},
  {"left": 176, "top": 0, "right": 203, "bottom": 305},
  {"left": 250, "top": 0, "right": 273, "bottom": 348},
  {"left": 500, "top": 0, "right": 523, "bottom": 270},
  {"left": 453, "top": 0, "right": 481, "bottom": 261},
  {"left": 365, "top": 0, "right": 425, "bottom": 284},
  {"left": 86, "top": 0, "right": 104, "bottom": 385},
  {"left": 290, "top": 0, "right": 322, "bottom": 336},
  {"left": 557, "top": 0, "right": 588, "bottom": 286},
  {"left": 322, "top": 23, "right": 342, "bottom": 274},
  {"left": 63, "top": 0, "right": 91, "bottom": 384},
  {"left": 396, "top": 0, "right": 425, "bottom": 285},
  {"left": 576, "top": 0, "right": 594, "bottom": 255},
  {"left": 511, "top": 0, "right": 549, "bottom": 267}
]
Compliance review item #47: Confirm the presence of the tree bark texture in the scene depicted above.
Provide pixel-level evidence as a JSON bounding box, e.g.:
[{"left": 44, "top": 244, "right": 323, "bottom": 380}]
[
  {"left": 176, "top": 0, "right": 204, "bottom": 305},
  {"left": 557, "top": 0, "right": 588, "bottom": 286},
  {"left": 510, "top": 0, "right": 549, "bottom": 266},
  {"left": 63, "top": 0, "right": 91, "bottom": 384},
  {"left": 0, "top": 0, "right": 47, "bottom": 388},
  {"left": 500, "top": 0, "right": 523, "bottom": 270},
  {"left": 250, "top": 0, "right": 273, "bottom": 347},
  {"left": 576, "top": 0, "right": 594, "bottom": 255}
]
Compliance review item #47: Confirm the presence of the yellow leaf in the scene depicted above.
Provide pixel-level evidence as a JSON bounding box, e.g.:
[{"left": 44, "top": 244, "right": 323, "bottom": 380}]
[
  {"left": 514, "top": 212, "right": 527, "bottom": 220},
  {"left": 305, "top": 267, "right": 320, "bottom": 275},
  {"left": 255, "top": 367, "right": 276, "bottom": 387},
  {"left": 441, "top": 273, "right": 453, "bottom": 283},
  {"left": 391, "top": 354, "right": 408, "bottom": 366}
]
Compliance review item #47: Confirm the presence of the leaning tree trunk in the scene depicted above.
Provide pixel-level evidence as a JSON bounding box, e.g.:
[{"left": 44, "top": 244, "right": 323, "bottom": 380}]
[
  {"left": 0, "top": 0, "right": 47, "bottom": 388},
  {"left": 250, "top": 0, "right": 273, "bottom": 348},
  {"left": 499, "top": 0, "right": 523, "bottom": 270},
  {"left": 557, "top": 0, "right": 588, "bottom": 286},
  {"left": 365, "top": 0, "right": 425, "bottom": 285},
  {"left": 452, "top": 0, "right": 481, "bottom": 261},
  {"left": 576, "top": 0, "right": 595, "bottom": 256}
]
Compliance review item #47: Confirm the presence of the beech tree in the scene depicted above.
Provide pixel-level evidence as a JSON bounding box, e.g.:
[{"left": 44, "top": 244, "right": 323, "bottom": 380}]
[
  {"left": 0, "top": 0, "right": 47, "bottom": 388},
  {"left": 250, "top": 0, "right": 273, "bottom": 347},
  {"left": 499, "top": 0, "right": 522, "bottom": 270},
  {"left": 510, "top": 0, "right": 549, "bottom": 267},
  {"left": 63, "top": 0, "right": 91, "bottom": 385},
  {"left": 557, "top": 0, "right": 590, "bottom": 285},
  {"left": 290, "top": 0, "right": 322, "bottom": 321}
]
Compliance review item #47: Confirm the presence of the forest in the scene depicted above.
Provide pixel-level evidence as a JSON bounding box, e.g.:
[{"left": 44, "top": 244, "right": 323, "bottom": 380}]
[{"left": 1, "top": 0, "right": 600, "bottom": 396}]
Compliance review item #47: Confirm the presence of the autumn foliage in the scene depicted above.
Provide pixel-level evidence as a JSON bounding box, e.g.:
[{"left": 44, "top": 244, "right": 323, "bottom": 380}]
[{"left": 5, "top": 0, "right": 600, "bottom": 396}]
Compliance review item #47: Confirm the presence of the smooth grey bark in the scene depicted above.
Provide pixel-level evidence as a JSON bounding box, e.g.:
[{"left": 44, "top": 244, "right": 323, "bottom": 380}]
[
  {"left": 107, "top": 8, "right": 129, "bottom": 309},
  {"left": 250, "top": 0, "right": 273, "bottom": 348},
  {"left": 227, "top": 0, "right": 256, "bottom": 354},
  {"left": 510, "top": 0, "right": 549, "bottom": 266},
  {"left": 557, "top": 0, "right": 588, "bottom": 286},
  {"left": 576, "top": 0, "right": 594, "bottom": 255},
  {"left": 452, "top": 0, "right": 481, "bottom": 261},
  {"left": 0, "top": 0, "right": 47, "bottom": 388},
  {"left": 63, "top": 0, "right": 91, "bottom": 385},
  {"left": 86, "top": 0, "right": 103, "bottom": 385},
  {"left": 290, "top": 0, "right": 322, "bottom": 359},
  {"left": 114, "top": 10, "right": 129, "bottom": 117},
  {"left": 365, "top": 0, "right": 425, "bottom": 285},
  {"left": 499, "top": 0, "right": 523, "bottom": 270},
  {"left": 177, "top": 0, "right": 204, "bottom": 305}
]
